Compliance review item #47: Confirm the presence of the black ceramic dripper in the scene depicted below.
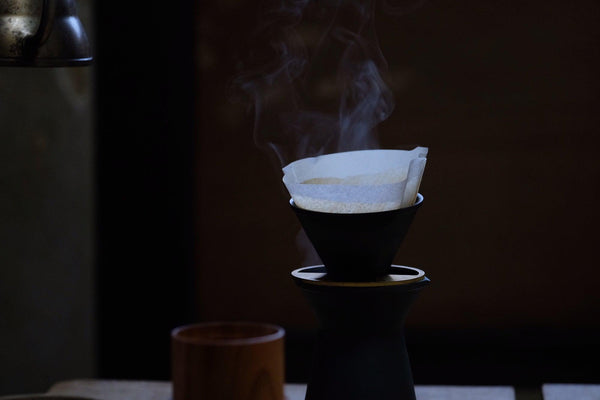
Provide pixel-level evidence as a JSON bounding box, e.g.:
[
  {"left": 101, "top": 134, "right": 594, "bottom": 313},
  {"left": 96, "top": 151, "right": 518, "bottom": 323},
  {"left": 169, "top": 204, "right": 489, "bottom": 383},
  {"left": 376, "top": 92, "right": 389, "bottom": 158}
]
[{"left": 290, "top": 193, "right": 423, "bottom": 281}]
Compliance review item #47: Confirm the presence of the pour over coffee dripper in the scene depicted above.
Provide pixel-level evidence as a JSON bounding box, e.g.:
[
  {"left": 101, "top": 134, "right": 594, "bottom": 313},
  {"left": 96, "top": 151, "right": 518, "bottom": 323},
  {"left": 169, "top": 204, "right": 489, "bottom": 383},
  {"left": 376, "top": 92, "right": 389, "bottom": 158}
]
[
  {"left": 290, "top": 193, "right": 429, "bottom": 400},
  {"left": 291, "top": 193, "right": 423, "bottom": 281}
]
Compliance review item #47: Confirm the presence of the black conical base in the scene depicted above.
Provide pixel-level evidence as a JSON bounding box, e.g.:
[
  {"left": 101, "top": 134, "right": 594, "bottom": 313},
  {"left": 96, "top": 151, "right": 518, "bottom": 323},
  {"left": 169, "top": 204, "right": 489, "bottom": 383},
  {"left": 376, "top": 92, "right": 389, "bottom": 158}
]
[
  {"left": 292, "top": 266, "right": 429, "bottom": 400},
  {"left": 291, "top": 194, "right": 423, "bottom": 281}
]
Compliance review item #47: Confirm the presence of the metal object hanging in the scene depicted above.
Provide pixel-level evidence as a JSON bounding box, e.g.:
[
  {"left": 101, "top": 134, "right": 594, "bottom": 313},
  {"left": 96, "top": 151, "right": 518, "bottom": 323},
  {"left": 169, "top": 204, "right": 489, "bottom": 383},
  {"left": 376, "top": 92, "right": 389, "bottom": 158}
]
[{"left": 0, "top": 0, "right": 92, "bottom": 67}]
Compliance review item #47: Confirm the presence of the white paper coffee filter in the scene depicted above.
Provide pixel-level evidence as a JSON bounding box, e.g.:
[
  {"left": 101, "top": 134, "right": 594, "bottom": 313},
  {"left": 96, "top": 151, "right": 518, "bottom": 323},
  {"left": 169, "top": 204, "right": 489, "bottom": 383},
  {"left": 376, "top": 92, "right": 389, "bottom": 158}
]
[{"left": 283, "top": 147, "right": 428, "bottom": 213}]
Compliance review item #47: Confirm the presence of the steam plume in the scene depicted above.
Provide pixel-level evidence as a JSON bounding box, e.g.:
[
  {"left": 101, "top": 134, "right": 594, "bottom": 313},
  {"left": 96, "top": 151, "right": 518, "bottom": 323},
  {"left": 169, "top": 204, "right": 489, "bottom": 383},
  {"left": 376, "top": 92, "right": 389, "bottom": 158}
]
[{"left": 235, "top": 0, "right": 396, "bottom": 167}]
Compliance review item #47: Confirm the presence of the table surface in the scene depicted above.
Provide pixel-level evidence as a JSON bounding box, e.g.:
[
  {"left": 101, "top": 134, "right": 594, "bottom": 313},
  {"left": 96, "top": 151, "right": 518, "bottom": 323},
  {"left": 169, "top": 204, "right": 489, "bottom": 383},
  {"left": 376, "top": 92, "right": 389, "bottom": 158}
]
[
  {"left": 542, "top": 384, "right": 600, "bottom": 400},
  {"left": 47, "top": 379, "right": 517, "bottom": 400},
  {"left": 16, "top": 380, "right": 591, "bottom": 400}
]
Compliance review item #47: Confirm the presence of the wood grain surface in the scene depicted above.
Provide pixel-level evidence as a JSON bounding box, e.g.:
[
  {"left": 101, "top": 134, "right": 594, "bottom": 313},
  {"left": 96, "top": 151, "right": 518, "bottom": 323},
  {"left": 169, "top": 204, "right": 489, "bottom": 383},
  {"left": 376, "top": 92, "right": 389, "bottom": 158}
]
[{"left": 171, "top": 322, "right": 284, "bottom": 400}]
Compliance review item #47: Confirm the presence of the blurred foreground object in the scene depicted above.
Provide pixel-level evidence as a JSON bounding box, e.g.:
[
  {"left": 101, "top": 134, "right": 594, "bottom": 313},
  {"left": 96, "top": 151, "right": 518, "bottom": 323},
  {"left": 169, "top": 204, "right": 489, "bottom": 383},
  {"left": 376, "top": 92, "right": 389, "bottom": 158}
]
[{"left": 0, "top": 0, "right": 91, "bottom": 66}]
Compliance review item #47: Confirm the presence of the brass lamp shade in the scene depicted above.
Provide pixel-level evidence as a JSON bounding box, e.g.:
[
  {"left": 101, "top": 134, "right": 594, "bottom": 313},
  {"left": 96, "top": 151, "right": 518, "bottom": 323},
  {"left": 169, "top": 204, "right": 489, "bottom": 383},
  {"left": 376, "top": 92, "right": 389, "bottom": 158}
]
[{"left": 0, "top": 0, "right": 92, "bottom": 67}]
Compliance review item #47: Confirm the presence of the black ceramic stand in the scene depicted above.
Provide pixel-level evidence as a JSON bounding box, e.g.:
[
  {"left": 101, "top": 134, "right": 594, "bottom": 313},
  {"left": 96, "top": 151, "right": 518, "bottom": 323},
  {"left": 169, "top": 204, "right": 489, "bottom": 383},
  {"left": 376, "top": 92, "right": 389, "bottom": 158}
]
[{"left": 292, "top": 265, "right": 429, "bottom": 400}]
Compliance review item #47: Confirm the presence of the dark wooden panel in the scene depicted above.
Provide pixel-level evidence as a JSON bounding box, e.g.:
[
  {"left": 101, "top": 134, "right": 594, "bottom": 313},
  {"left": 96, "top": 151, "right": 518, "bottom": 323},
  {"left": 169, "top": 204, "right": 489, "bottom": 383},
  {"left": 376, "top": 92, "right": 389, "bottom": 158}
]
[
  {"left": 196, "top": 0, "right": 600, "bottom": 329},
  {"left": 195, "top": 0, "right": 600, "bottom": 384},
  {"left": 95, "top": 0, "right": 197, "bottom": 379}
]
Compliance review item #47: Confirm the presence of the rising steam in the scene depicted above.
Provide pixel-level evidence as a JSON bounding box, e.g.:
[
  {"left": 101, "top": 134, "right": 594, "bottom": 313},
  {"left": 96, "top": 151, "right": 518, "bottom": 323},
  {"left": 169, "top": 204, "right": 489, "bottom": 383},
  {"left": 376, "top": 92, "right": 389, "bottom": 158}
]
[{"left": 235, "top": 0, "right": 396, "bottom": 167}]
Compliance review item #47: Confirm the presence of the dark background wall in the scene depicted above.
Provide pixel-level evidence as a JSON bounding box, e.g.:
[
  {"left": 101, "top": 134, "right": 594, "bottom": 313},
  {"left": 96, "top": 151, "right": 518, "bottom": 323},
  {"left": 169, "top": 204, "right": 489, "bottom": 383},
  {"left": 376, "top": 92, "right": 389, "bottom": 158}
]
[
  {"left": 88, "top": 0, "right": 600, "bottom": 391},
  {"left": 94, "top": 0, "right": 196, "bottom": 381},
  {"left": 0, "top": 1, "right": 94, "bottom": 395},
  {"left": 194, "top": 0, "right": 600, "bottom": 385}
]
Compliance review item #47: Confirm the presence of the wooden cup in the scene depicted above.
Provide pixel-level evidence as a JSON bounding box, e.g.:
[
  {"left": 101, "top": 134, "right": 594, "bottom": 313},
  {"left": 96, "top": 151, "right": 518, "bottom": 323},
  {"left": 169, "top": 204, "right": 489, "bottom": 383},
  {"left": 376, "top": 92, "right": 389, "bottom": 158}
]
[{"left": 171, "top": 322, "right": 285, "bottom": 400}]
